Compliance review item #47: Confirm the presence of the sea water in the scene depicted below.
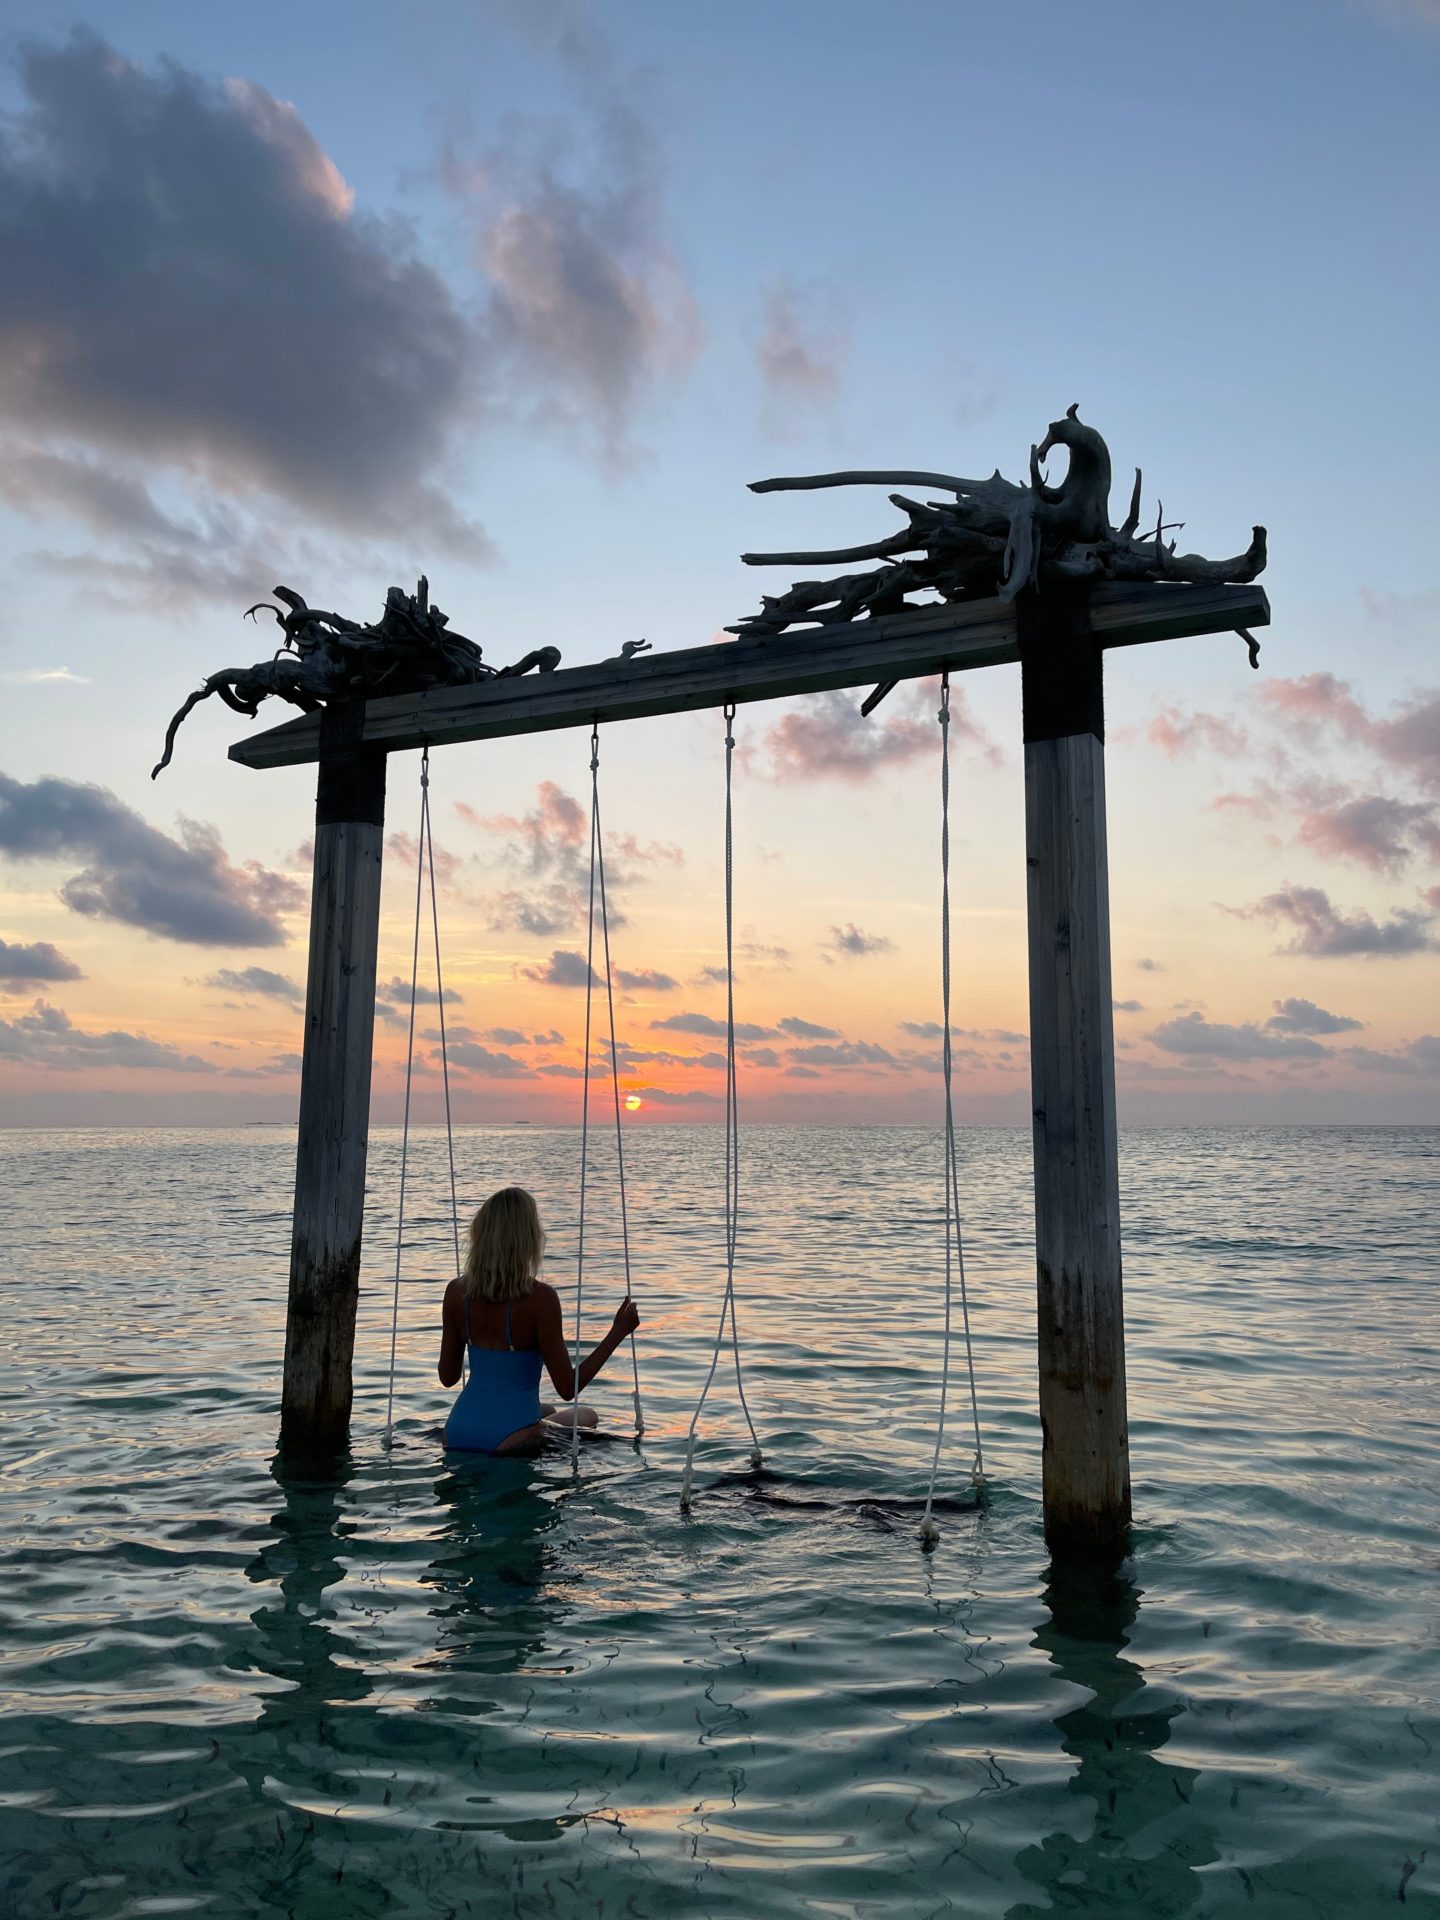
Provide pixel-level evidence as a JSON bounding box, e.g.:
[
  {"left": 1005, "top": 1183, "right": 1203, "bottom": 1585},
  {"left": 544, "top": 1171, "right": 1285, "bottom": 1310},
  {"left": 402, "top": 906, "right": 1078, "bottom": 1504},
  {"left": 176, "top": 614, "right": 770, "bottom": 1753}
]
[{"left": 0, "top": 1124, "right": 1436, "bottom": 1918}]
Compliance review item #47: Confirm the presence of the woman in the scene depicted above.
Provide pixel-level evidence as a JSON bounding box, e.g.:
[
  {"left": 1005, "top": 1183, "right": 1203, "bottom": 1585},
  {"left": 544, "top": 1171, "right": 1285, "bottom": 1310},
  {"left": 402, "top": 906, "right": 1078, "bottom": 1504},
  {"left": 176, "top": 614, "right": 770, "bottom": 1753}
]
[{"left": 438, "top": 1186, "right": 639, "bottom": 1455}]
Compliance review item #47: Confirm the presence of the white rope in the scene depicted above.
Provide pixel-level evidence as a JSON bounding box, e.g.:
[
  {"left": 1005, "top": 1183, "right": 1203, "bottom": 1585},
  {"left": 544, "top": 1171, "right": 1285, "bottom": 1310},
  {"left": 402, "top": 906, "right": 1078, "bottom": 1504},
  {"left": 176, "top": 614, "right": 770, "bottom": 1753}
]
[
  {"left": 384, "top": 748, "right": 430, "bottom": 1449},
  {"left": 571, "top": 730, "right": 602, "bottom": 1468},
  {"left": 422, "top": 752, "right": 463, "bottom": 1378},
  {"left": 588, "top": 728, "right": 644, "bottom": 1436},
  {"left": 681, "top": 703, "right": 762, "bottom": 1510},
  {"left": 919, "top": 676, "right": 986, "bottom": 1544}
]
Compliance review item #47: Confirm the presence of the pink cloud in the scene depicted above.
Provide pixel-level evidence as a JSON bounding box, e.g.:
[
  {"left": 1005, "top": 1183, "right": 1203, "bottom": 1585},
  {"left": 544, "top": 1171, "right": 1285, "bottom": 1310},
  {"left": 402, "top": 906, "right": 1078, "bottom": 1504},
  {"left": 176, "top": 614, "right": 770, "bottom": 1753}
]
[
  {"left": 386, "top": 831, "right": 463, "bottom": 882},
  {"left": 763, "top": 681, "right": 998, "bottom": 784},
  {"left": 1373, "top": 692, "right": 1440, "bottom": 794},
  {"left": 1257, "top": 676, "right": 1440, "bottom": 794},
  {"left": 1295, "top": 793, "right": 1438, "bottom": 874},
  {"left": 1258, "top": 672, "right": 1372, "bottom": 740},
  {"left": 1147, "top": 707, "right": 1250, "bottom": 759},
  {"left": 482, "top": 781, "right": 586, "bottom": 861}
]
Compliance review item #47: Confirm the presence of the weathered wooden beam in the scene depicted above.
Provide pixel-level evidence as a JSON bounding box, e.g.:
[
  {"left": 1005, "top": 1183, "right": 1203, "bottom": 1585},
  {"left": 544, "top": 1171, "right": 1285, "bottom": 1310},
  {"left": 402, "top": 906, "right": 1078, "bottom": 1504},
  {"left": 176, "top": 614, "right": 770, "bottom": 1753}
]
[
  {"left": 1019, "top": 588, "right": 1130, "bottom": 1564},
  {"left": 281, "top": 702, "right": 386, "bottom": 1452},
  {"left": 228, "top": 581, "right": 1269, "bottom": 770}
]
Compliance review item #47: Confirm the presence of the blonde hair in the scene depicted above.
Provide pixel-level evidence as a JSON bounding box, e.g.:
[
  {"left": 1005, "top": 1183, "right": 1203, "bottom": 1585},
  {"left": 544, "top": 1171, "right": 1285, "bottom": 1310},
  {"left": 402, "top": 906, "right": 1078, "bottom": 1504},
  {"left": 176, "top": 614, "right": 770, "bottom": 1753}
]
[{"left": 462, "top": 1187, "right": 545, "bottom": 1301}]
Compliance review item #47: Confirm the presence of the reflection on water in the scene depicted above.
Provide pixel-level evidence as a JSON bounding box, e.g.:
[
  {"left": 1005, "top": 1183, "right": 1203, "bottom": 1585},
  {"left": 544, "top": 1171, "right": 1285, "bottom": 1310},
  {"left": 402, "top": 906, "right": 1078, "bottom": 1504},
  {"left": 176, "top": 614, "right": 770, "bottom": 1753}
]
[
  {"left": 1010, "top": 1565, "right": 1213, "bottom": 1915},
  {"left": 1, "top": 1123, "right": 1438, "bottom": 1917},
  {"left": 424, "top": 1461, "right": 561, "bottom": 1683},
  {"left": 248, "top": 1453, "right": 372, "bottom": 1724}
]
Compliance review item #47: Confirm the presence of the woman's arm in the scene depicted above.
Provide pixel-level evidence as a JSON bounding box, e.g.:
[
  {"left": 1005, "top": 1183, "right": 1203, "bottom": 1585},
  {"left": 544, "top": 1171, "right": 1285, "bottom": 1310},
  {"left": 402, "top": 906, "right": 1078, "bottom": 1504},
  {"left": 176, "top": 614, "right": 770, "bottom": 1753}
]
[
  {"left": 535, "top": 1285, "right": 639, "bottom": 1402},
  {"left": 437, "top": 1279, "right": 466, "bottom": 1387}
]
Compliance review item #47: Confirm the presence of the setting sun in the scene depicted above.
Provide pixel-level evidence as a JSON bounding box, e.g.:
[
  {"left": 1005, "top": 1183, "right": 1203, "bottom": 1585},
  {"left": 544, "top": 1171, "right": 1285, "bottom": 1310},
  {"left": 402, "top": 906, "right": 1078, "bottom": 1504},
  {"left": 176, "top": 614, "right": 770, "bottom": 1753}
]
[{"left": 624, "top": 1095, "right": 643, "bottom": 1111}]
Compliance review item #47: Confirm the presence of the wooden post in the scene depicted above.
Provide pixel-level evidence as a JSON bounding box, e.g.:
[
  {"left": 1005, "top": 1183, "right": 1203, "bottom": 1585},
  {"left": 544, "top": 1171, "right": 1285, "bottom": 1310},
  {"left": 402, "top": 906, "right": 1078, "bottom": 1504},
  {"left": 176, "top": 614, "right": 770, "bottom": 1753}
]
[
  {"left": 280, "top": 702, "right": 386, "bottom": 1451},
  {"left": 1019, "top": 588, "right": 1131, "bottom": 1563}
]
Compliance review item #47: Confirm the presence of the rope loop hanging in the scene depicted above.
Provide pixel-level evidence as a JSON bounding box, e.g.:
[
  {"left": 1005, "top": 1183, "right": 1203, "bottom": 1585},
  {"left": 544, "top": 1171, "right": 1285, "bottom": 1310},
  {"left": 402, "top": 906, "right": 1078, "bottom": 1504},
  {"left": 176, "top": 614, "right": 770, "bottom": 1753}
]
[
  {"left": 681, "top": 702, "right": 763, "bottom": 1511},
  {"left": 385, "top": 745, "right": 463, "bottom": 1448},
  {"left": 919, "top": 676, "right": 987, "bottom": 1543},
  {"left": 572, "top": 721, "right": 644, "bottom": 1465}
]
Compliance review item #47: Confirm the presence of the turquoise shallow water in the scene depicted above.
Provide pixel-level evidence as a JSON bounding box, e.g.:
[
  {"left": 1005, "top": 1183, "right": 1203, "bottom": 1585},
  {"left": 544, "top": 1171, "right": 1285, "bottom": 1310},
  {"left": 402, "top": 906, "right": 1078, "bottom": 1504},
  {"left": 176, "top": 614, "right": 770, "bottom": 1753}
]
[{"left": 1, "top": 1123, "right": 1438, "bottom": 1918}]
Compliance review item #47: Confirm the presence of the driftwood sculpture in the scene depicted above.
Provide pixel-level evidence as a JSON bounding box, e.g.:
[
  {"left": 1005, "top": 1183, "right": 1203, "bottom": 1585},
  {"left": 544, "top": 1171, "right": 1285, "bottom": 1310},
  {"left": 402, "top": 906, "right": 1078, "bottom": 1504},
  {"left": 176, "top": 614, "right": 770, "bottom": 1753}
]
[
  {"left": 152, "top": 578, "right": 560, "bottom": 776},
  {"left": 730, "top": 406, "right": 1267, "bottom": 639}
]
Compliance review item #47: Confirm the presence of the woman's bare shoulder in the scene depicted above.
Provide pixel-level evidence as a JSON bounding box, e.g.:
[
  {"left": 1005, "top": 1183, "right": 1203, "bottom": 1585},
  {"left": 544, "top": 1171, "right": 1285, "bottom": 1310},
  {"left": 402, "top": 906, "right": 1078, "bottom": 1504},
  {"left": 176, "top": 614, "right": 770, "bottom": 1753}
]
[{"left": 530, "top": 1281, "right": 561, "bottom": 1314}]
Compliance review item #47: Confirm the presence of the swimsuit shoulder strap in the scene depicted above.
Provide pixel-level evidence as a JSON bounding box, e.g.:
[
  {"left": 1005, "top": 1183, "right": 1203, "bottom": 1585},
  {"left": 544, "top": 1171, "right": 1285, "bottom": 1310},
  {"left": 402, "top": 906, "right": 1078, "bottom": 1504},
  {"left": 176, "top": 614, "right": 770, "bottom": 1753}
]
[
  {"left": 505, "top": 1301, "right": 514, "bottom": 1350},
  {"left": 458, "top": 1288, "right": 471, "bottom": 1348}
]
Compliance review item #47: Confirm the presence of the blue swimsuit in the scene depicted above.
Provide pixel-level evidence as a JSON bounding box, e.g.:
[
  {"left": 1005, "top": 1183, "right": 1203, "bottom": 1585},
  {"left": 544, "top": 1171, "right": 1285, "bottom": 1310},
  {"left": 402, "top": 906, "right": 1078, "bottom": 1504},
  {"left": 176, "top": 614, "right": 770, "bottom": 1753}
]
[{"left": 444, "top": 1301, "right": 545, "bottom": 1454}]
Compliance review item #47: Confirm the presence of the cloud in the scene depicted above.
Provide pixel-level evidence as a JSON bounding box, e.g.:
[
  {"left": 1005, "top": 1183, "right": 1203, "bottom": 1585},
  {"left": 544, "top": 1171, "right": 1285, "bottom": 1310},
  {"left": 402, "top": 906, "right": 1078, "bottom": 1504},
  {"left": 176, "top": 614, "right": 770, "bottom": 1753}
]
[
  {"left": 1235, "top": 885, "right": 1438, "bottom": 958},
  {"left": 1258, "top": 672, "right": 1372, "bottom": 741},
  {"left": 228, "top": 1048, "right": 302, "bottom": 1078},
  {"left": 1146, "top": 708, "right": 1250, "bottom": 759},
  {"left": 0, "top": 663, "right": 88, "bottom": 685},
  {"left": 822, "top": 922, "right": 892, "bottom": 959},
  {"left": 375, "top": 975, "right": 464, "bottom": 1007},
  {"left": 898, "top": 1019, "right": 1026, "bottom": 1045},
  {"left": 478, "top": 1026, "right": 527, "bottom": 1046},
  {"left": 763, "top": 682, "right": 997, "bottom": 785},
  {"left": 480, "top": 782, "right": 592, "bottom": 935},
  {"left": 614, "top": 966, "right": 678, "bottom": 993},
  {"left": 480, "top": 780, "right": 681, "bottom": 937},
  {"left": 778, "top": 1015, "right": 840, "bottom": 1040},
  {"left": 520, "top": 948, "right": 600, "bottom": 988},
  {"left": 743, "top": 1046, "right": 781, "bottom": 1067},
  {"left": 1295, "top": 793, "right": 1438, "bottom": 873},
  {"left": 385, "top": 834, "right": 464, "bottom": 884},
  {"left": 786, "top": 1039, "right": 896, "bottom": 1068},
  {"left": 737, "top": 938, "right": 791, "bottom": 970},
  {"left": 607, "top": 1045, "right": 696, "bottom": 1069},
  {"left": 626, "top": 1083, "right": 720, "bottom": 1106},
  {"left": 1343, "top": 1034, "right": 1440, "bottom": 1076},
  {"left": 0, "top": 936, "right": 83, "bottom": 989},
  {"left": 1148, "top": 1012, "right": 1329, "bottom": 1063},
  {"left": 1259, "top": 674, "right": 1440, "bottom": 796},
  {"left": 691, "top": 964, "right": 732, "bottom": 987},
  {"left": 1113, "top": 999, "right": 1143, "bottom": 1014},
  {"left": 651, "top": 1011, "right": 776, "bottom": 1042},
  {"left": 1266, "top": 997, "right": 1363, "bottom": 1036},
  {"left": 0, "top": 31, "right": 487, "bottom": 573},
  {"left": 1135, "top": 957, "right": 1165, "bottom": 972},
  {"left": 532, "top": 1027, "right": 564, "bottom": 1045},
  {"left": 205, "top": 965, "right": 302, "bottom": 1004},
  {"left": 451, "top": 8, "right": 700, "bottom": 455},
  {"left": 755, "top": 282, "right": 846, "bottom": 408},
  {"left": 445, "top": 1039, "right": 532, "bottom": 1077},
  {"left": 0, "top": 998, "right": 207, "bottom": 1071},
  {"left": 0, "top": 772, "right": 303, "bottom": 946},
  {"left": 0, "top": 448, "right": 284, "bottom": 610},
  {"left": 1375, "top": 693, "right": 1440, "bottom": 796}
]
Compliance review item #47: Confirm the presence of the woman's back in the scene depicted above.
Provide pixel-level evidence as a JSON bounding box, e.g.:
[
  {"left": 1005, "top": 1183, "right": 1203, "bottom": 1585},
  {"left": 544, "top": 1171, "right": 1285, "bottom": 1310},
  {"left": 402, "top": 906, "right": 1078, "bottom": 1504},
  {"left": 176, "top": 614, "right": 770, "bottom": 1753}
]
[
  {"left": 461, "top": 1289, "right": 543, "bottom": 1352},
  {"left": 445, "top": 1289, "right": 545, "bottom": 1453}
]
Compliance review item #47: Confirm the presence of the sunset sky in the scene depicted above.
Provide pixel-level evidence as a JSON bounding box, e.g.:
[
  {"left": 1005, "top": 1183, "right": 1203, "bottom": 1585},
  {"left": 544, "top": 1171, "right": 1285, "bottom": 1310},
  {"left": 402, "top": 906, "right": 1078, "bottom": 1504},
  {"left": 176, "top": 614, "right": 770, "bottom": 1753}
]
[{"left": 1, "top": 0, "right": 1437, "bottom": 1127}]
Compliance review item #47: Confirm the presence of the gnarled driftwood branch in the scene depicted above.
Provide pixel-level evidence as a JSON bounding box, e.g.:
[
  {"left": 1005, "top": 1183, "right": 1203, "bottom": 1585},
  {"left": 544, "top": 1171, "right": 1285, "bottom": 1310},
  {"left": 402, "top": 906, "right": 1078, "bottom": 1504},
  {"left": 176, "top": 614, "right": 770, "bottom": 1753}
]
[
  {"left": 731, "top": 407, "right": 1267, "bottom": 637},
  {"left": 153, "top": 579, "right": 560, "bottom": 776}
]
